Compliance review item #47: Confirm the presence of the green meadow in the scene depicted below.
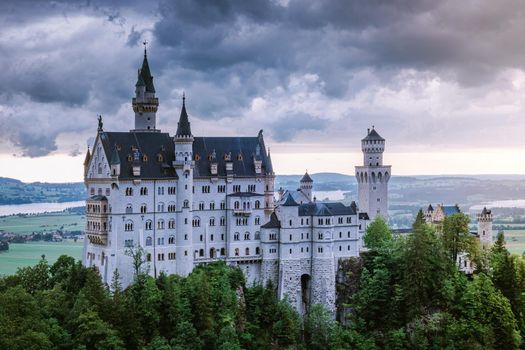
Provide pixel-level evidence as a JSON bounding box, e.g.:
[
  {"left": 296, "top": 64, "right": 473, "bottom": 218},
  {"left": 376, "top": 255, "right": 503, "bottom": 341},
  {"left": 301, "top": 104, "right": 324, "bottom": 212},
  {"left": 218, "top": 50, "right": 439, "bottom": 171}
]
[
  {"left": 0, "top": 212, "right": 84, "bottom": 235},
  {"left": 0, "top": 241, "right": 84, "bottom": 276},
  {"left": 502, "top": 229, "right": 525, "bottom": 255}
]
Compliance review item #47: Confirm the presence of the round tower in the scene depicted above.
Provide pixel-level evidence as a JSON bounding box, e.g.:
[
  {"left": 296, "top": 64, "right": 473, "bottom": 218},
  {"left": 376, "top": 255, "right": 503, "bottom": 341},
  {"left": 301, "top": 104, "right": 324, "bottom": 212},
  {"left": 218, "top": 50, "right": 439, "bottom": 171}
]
[
  {"left": 300, "top": 171, "right": 313, "bottom": 202},
  {"left": 477, "top": 207, "right": 493, "bottom": 246},
  {"left": 174, "top": 94, "right": 194, "bottom": 276}
]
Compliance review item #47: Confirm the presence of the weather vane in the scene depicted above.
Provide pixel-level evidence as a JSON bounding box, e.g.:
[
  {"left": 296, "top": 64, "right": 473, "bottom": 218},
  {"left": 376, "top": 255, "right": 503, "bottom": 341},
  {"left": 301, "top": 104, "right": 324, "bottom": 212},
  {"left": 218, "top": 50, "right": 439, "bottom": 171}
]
[
  {"left": 97, "top": 115, "right": 103, "bottom": 132},
  {"left": 143, "top": 40, "right": 148, "bottom": 55}
]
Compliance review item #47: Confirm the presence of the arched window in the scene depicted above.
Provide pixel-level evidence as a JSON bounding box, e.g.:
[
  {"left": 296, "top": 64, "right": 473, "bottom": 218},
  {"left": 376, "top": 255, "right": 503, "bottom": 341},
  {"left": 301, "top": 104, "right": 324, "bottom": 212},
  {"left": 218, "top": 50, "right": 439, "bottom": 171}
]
[
  {"left": 145, "top": 220, "right": 152, "bottom": 230},
  {"left": 255, "top": 200, "right": 260, "bottom": 209},
  {"left": 157, "top": 219, "right": 165, "bottom": 229},
  {"left": 125, "top": 220, "right": 134, "bottom": 231},
  {"left": 255, "top": 216, "right": 260, "bottom": 225},
  {"left": 183, "top": 200, "right": 189, "bottom": 208},
  {"left": 157, "top": 202, "right": 165, "bottom": 212},
  {"left": 220, "top": 248, "right": 225, "bottom": 256},
  {"left": 255, "top": 231, "right": 260, "bottom": 240},
  {"left": 199, "top": 249, "right": 204, "bottom": 257},
  {"left": 245, "top": 247, "right": 250, "bottom": 256},
  {"left": 168, "top": 219, "right": 175, "bottom": 229},
  {"left": 235, "top": 248, "right": 239, "bottom": 256},
  {"left": 234, "top": 201, "right": 240, "bottom": 209},
  {"left": 168, "top": 235, "right": 175, "bottom": 244},
  {"left": 210, "top": 248, "right": 215, "bottom": 258},
  {"left": 209, "top": 217, "right": 215, "bottom": 226},
  {"left": 140, "top": 204, "right": 147, "bottom": 214},
  {"left": 256, "top": 247, "right": 260, "bottom": 255},
  {"left": 146, "top": 236, "right": 152, "bottom": 246}
]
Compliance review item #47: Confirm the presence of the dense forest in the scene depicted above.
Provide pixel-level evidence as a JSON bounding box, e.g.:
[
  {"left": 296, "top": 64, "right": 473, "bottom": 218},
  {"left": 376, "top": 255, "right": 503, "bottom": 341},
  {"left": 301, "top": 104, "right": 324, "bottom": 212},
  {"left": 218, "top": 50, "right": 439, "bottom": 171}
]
[{"left": 2, "top": 213, "right": 525, "bottom": 349}]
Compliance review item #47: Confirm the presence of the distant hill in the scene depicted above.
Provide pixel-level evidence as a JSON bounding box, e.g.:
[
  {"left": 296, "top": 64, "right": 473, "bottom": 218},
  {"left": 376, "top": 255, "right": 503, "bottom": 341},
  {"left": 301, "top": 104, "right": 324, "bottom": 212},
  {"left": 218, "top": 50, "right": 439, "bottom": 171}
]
[{"left": 0, "top": 177, "right": 86, "bottom": 205}]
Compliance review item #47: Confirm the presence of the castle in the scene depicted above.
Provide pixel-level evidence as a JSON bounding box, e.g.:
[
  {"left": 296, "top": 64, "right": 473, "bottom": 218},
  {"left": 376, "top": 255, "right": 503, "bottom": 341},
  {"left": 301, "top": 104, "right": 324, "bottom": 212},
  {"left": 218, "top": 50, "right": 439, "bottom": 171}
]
[
  {"left": 424, "top": 204, "right": 493, "bottom": 274},
  {"left": 82, "top": 49, "right": 391, "bottom": 314}
]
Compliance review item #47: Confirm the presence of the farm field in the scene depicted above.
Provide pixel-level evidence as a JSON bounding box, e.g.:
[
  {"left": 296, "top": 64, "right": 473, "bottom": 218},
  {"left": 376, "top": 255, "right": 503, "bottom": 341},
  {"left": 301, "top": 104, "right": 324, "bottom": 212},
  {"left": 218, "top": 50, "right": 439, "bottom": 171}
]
[
  {"left": 0, "top": 211, "right": 84, "bottom": 235},
  {"left": 502, "top": 229, "right": 525, "bottom": 255},
  {"left": 0, "top": 241, "right": 84, "bottom": 276}
]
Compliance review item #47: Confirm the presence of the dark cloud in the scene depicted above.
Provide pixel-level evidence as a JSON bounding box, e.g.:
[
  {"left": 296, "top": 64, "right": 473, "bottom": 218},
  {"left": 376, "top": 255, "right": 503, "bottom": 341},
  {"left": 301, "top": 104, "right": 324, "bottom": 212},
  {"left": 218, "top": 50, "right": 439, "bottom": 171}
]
[
  {"left": 1, "top": 0, "right": 525, "bottom": 159},
  {"left": 270, "top": 113, "right": 327, "bottom": 142}
]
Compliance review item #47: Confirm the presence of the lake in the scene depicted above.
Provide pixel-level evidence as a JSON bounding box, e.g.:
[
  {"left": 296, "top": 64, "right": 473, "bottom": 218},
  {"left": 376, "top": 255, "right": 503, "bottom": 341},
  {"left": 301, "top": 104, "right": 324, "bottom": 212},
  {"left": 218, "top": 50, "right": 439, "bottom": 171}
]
[{"left": 0, "top": 201, "right": 85, "bottom": 216}]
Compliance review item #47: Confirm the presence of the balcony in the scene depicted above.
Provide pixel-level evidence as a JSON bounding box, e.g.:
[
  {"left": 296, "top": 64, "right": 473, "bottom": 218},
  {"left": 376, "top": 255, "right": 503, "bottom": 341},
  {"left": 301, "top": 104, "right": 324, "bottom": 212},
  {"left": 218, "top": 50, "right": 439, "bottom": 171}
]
[
  {"left": 233, "top": 208, "right": 252, "bottom": 216},
  {"left": 86, "top": 229, "right": 108, "bottom": 246}
]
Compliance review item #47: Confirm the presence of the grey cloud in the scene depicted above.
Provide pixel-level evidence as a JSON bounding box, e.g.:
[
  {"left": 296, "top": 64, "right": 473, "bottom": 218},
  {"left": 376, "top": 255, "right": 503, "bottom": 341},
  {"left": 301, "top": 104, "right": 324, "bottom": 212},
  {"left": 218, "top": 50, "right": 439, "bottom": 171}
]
[{"left": 270, "top": 113, "right": 327, "bottom": 142}]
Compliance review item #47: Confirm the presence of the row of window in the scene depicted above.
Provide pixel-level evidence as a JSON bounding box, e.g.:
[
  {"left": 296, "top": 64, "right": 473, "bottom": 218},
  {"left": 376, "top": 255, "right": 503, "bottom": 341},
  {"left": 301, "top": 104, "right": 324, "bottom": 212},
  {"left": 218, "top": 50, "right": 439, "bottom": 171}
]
[{"left": 90, "top": 188, "right": 110, "bottom": 196}]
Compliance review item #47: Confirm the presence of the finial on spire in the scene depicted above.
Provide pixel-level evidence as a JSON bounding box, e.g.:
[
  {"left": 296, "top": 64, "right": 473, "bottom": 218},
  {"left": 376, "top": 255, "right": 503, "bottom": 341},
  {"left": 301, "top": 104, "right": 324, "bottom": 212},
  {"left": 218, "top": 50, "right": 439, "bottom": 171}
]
[
  {"left": 182, "top": 92, "right": 186, "bottom": 104},
  {"left": 143, "top": 40, "right": 148, "bottom": 56},
  {"left": 372, "top": 125, "right": 375, "bottom": 129}
]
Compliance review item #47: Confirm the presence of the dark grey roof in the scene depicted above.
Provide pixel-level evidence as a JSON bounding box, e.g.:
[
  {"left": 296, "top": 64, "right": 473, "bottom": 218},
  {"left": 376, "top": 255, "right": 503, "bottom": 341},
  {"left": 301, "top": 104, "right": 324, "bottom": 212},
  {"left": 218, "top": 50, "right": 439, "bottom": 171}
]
[
  {"left": 97, "top": 131, "right": 273, "bottom": 180},
  {"left": 428, "top": 204, "right": 434, "bottom": 211},
  {"left": 300, "top": 172, "right": 313, "bottom": 183},
  {"left": 443, "top": 205, "right": 461, "bottom": 216},
  {"left": 192, "top": 135, "right": 273, "bottom": 177},
  {"left": 110, "top": 144, "right": 120, "bottom": 165},
  {"left": 282, "top": 193, "right": 299, "bottom": 206},
  {"left": 98, "top": 131, "right": 177, "bottom": 180},
  {"left": 227, "top": 192, "right": 264, "bottom": 197},
  {"left": 359, "top": 213, "right": 369, "bottom": 220},
  {"left": 299, "top": 202, "right": 357, "bottom": 216},
  {"left": 176, "top": 96, "right": 192, "bottom": 137},
  {"left": 362, "top": 128, "right": 384, "bottom": 141},
  {"left": 261, "top": 212, "right": 281, "bottom": 229},
  {"left": 88, "top": 195, "right": 107, "bottom": 201},
  {"left": 138, "top": 51, "right": 155, "bottom": 93},
  {"left": 481, "top": 207, "right": 491, "bottom": 215},
  {"left": 135, "top": 70, "right": 146, "bottom": 87},
  {"left": 84, "top": 148, "right": 91, "bottom": 166}
]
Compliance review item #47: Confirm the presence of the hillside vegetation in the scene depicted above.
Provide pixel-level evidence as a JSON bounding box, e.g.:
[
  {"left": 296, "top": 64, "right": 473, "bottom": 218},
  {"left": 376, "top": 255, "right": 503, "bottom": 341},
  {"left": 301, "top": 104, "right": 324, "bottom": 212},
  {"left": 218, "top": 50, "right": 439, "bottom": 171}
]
[
  {"left": 0, "top": 177, "right": 85, "bottom": 205},
  {"left": 2, "top": 215, "right": 525, "bottom": 349}
]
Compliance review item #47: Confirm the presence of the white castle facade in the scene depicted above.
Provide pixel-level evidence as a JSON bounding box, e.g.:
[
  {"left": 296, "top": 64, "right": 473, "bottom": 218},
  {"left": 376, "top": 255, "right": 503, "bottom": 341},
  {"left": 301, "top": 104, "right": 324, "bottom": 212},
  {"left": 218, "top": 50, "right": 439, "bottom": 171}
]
[{"left": 82, "top": 50, "right": 391, "bottom": 314}]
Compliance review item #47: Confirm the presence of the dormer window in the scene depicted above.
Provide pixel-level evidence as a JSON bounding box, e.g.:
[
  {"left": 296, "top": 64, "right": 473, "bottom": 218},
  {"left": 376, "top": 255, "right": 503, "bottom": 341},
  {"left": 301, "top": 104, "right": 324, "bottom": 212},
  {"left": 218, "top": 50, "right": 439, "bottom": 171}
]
[
  {"left": 142, "top": 155, "right": 148, "bottom": 162},
  {"left": 157, "top": 154, "right": 164, "bottom": 162},
  {"left": 237, "top": 153, "right": 243, "bottom": 161},
  {"left": 195, "top": 154, "right": 201, "bottom": 161},
  {"left": 127, "top": 155, "right": 133, "bottom": 162}
]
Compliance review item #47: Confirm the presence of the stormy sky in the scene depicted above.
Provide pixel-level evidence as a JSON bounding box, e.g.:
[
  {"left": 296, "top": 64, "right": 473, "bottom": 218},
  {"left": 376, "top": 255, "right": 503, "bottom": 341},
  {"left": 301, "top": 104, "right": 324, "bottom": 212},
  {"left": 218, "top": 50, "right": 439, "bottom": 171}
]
[{"left": 2, "top": 0, "right": 525, "bottom": 182}]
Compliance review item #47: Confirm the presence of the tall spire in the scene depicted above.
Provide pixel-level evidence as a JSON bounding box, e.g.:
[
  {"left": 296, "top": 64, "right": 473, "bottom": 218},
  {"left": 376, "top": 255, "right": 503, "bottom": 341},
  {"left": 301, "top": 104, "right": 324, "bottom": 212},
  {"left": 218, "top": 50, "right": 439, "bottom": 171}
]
[
  {"left": 138, "top": 41, "right": 155, "bottom": 93},
  {"left": 176, "top": 93, "right": 192, "bottom": 137}
]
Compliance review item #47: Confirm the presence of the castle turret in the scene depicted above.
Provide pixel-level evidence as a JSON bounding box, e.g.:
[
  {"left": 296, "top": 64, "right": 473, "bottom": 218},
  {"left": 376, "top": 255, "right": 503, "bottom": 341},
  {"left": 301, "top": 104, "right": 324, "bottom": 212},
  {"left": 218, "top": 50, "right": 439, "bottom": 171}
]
[
  {"left": 355, "top": 126, "right": 391, "bottom": 221},
  {"left": 132, "top": 46, "right": 159, "bottom": 132},
  {"left": 174, "top": 94, "right": 194, "bottom": 276},
  {"left": 477, "top": 207, "right": 493, "bottom": 246},
  {"left": 300, "top": 171, "right": 313, "bottom": 202}
]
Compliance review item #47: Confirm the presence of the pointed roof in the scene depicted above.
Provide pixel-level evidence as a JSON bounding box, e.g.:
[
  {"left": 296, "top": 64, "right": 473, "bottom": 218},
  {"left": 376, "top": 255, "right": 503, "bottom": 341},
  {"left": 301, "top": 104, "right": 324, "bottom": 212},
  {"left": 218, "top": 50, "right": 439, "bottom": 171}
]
[
  {"left": 481, "top": 207, "right": 491, "bottom": 215},
  {"left": 300, "top": 171, "right": 313, "bottom": 183},
  {"left": 282, "top": 193, "right": 299, "bottom": 206},
  {"left": 176, "top": 94, "right": 192, "bottom": 137},
  {"left": 266, "top": 148, "right": 274, "bottom": 174},
  {"left": 138, "top": 49, "right": 155, "bottom": 93},
  {"left": 427, "top": 204, "right": 434, "bottom": 212},
  {"left": 110, "top": 144, "right": 120, "bottom": 165},
  {"left": 261, "top": 212, "right": 281, "bottom": 229},
  {"left": 83, "top": 147, "right": 91, "bottom": 166},
  {"left": 135, "top": 69, "right": 146, "bottom": 87},
  {"left": 362, "top": 127, "right": 384, "bottom": 141}
]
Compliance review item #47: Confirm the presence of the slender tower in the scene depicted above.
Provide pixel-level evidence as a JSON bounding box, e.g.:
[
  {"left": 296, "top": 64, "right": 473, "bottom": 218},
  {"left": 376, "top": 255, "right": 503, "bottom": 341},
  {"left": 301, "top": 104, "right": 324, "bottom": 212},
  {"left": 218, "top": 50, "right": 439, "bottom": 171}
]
[
  {"left": 355, "top": 127, "right": 391, "bottom": 221},
  {"left": 299, "top": 171, "right": 313, "bottom": 202},
  {"left": 132, "top": 45, "right": 159, "bottom": 132},
  {"left": 477, "top": 207, "right": 493, "bottom": 247},
  {"left": 174, "top": 94, "right": 194, "bottom": 276}
]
